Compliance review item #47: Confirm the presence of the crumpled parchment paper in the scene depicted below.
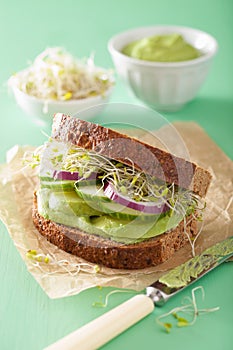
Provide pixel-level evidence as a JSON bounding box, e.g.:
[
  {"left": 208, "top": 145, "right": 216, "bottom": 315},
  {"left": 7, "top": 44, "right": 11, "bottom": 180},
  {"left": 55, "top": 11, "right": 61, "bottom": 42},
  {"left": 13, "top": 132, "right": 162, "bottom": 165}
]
[{"left": 0, "top": 122, "right": 232, "bottom": 298}]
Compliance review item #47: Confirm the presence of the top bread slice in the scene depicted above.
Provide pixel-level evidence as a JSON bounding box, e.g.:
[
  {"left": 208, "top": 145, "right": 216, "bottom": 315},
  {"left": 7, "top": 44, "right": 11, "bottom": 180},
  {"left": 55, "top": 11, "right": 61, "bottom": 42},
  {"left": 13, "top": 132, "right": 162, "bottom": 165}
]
[{"left": 51, "top": 113, "right": 212, "bottom": 197}]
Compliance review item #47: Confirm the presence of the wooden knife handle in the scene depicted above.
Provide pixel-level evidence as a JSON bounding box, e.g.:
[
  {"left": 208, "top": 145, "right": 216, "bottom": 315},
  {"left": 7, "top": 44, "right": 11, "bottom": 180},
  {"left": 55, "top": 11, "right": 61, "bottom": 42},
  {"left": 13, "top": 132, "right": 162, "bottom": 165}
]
[{"left": 44, "top": 294, "right": 154, "bottom": 350}]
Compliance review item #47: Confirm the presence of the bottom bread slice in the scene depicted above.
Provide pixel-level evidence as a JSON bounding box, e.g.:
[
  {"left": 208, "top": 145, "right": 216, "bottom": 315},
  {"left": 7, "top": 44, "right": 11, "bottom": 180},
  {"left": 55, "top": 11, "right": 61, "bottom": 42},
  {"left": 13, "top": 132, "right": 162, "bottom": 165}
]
[{"left": 32, "top": 195, "right": 198, "bottom": 270}]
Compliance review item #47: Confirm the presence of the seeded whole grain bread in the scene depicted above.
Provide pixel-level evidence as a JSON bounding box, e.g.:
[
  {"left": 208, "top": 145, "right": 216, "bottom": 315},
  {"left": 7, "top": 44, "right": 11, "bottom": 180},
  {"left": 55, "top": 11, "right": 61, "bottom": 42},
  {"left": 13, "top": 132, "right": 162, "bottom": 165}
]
[
  {"left": 33, "top": 193, "right": 197, "bottom": 270},
  {"left": 52, "top": 113, "right": 212, "bottom": 197}
]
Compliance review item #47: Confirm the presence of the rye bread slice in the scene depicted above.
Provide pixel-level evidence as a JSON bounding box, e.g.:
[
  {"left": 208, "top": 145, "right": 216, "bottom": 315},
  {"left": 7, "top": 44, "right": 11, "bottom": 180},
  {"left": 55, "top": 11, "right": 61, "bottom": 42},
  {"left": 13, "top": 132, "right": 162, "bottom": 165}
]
[
  {"left": 51, "top": 113, "right": 211, "bottom": 197},
  {"left": 32, "top": 193, "right": 198, "bottom": 270}
]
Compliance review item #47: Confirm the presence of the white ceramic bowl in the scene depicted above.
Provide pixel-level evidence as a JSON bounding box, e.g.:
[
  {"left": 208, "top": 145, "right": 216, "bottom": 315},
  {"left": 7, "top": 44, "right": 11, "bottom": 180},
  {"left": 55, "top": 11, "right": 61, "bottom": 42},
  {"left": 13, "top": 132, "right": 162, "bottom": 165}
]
[
  {"left": 9, "top": 83, "right": 114, "bottom": 125},
  {"left": 108, "top": 26, "right": 218, "bottom": 111}
]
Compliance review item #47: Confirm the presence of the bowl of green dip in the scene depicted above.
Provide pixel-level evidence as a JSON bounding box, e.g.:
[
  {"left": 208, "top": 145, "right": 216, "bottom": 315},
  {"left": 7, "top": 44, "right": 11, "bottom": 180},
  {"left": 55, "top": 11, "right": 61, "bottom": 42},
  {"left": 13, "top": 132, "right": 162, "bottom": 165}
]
[{"left": 108, "top": 26, "right": 218, "bottom": 111}]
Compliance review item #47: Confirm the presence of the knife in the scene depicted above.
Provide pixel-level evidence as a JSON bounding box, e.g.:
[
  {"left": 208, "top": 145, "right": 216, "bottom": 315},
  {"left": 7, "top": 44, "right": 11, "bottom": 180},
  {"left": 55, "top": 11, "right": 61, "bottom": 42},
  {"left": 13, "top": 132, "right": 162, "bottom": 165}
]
[{"left": 44, "top": 236, "right": 233, "bottom": 350}]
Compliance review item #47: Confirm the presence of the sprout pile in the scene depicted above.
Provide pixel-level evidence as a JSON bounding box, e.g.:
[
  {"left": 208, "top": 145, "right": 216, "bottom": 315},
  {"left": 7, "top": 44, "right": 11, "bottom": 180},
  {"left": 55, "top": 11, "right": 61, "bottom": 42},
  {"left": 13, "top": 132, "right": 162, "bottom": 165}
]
[{"left": 9, "top": 47, "right": 114, "bottom": 101}]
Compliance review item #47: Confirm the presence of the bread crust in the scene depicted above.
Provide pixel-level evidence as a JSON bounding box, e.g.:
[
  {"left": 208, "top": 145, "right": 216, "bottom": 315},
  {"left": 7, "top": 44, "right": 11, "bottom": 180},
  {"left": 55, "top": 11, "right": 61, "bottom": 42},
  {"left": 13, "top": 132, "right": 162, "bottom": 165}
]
[
  {"left": 51, "top": 114, "right": 211, "bottom": 197},
  {"left": 32, "top": 194, "right": 198, "bottom": 270}
]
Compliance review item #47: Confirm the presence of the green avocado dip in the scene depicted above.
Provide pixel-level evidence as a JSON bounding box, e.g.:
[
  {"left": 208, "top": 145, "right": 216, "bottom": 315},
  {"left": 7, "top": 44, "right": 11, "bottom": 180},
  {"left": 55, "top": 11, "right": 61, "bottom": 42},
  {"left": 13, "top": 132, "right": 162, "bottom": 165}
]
[{"left": 122, "top": 33, "right": 201, "bottom": 62}]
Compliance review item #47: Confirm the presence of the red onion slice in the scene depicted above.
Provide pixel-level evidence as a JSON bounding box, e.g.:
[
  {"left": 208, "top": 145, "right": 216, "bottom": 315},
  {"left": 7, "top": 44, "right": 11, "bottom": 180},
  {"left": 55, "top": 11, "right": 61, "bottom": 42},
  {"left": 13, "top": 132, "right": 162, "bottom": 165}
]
[
  {"left": 104, "top": 182, "right": 169, "bottom": 214},
  {"left": 53, "top": 170, "right": 97, "bottom": 182}
]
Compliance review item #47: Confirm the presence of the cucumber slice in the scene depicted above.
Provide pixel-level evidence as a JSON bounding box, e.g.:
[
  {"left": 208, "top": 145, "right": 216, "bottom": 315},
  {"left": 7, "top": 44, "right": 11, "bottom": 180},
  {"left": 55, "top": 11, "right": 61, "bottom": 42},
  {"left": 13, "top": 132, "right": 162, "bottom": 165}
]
[
  {"left": 99, "top": 201, "right": 160, "bottom": 221},
  {"left": 74, "top": 184, "right": 159, "bottom": 221},
  {"left": 75, "top": 179, "right": 99, "bottom": 187},
  {"left": 39, "top": 176, "right": 54, "bottom": 182},
  {"left": 40, "top": 180, "right": 75, "bottom": 191},
  {"left": 40, "top": 177, "right": 98, "bottom": 191},
  {"left": 74, "top": 183, "right": 111, "bottom": 202}
]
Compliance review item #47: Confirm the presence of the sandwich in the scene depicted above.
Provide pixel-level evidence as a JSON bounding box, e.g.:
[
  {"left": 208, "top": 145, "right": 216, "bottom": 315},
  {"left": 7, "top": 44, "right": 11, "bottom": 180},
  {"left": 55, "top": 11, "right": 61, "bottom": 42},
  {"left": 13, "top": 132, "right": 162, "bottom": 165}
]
[{"left": 32, "top": 113, "right": 212, "bottom": 269}]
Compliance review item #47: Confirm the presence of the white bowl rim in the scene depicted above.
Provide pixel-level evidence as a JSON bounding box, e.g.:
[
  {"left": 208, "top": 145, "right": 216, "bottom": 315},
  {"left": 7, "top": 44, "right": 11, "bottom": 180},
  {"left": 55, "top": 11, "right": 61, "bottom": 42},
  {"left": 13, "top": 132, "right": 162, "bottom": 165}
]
[{"left": 108, "top": 25, "right": 218, "bottom": 68}]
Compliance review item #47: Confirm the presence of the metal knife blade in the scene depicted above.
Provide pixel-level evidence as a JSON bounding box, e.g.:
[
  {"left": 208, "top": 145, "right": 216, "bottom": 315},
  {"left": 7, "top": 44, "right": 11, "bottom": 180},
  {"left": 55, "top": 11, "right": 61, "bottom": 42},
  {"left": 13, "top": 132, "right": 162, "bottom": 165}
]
[
  {"left": 146, "top": 236, "right": 233, "bottom": 306},
  {"left": 44, "top": 236, "right": 233, "bottom": 350}
]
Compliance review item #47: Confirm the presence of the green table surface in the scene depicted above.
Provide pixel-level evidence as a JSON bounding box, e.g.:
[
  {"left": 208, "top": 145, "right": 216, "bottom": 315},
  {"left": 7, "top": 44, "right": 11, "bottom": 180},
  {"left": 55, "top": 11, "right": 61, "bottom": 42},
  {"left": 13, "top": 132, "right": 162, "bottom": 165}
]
[{"left": 0, "top": 1, "right": 232, "bottom": 349}]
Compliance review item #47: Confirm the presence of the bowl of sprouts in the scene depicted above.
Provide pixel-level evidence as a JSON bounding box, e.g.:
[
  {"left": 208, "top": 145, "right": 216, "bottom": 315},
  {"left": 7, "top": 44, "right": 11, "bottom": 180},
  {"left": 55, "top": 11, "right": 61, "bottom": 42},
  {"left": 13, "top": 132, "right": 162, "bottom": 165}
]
[{"left": 8, "top": 47, "right": 114, "bottom": 125}]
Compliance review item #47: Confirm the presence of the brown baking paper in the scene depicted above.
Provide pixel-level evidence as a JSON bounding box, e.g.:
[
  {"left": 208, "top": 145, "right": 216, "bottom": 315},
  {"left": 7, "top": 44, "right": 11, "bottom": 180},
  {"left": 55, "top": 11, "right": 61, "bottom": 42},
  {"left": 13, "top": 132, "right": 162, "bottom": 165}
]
[{"left": 0, "top": 122, "right": 232, "bottom": 298}]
